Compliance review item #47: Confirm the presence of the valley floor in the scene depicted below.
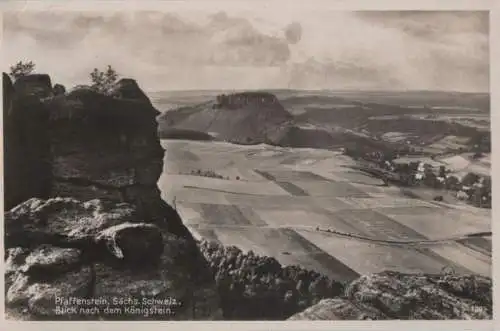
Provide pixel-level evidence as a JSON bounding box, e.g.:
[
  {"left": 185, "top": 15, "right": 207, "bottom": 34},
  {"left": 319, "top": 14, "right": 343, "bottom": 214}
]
[{"left": 159, "top": 140, "right": 492, "bottom": 282}]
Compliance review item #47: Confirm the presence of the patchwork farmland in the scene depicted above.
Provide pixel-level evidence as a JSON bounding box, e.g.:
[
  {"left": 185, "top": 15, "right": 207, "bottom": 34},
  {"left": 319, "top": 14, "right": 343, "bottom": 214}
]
[{"left": 159, "top": 139, "right": 492, "bottom": 282}]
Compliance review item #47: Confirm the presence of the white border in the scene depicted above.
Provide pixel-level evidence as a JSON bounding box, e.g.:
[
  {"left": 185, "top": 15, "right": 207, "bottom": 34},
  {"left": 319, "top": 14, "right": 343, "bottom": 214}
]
[{"left": 1, "top": 1, "right": 498, "bottom": 330}]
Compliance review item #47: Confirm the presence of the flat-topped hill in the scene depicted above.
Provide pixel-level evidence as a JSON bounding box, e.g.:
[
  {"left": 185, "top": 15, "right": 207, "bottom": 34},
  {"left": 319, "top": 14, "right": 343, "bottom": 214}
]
[{"left": 158, "top": 91, "right": 295, "bottom": 145}]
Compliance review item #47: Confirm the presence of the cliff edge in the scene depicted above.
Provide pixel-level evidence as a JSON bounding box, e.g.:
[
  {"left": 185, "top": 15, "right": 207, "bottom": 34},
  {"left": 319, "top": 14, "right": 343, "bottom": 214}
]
[{"left": 3, "top": 73, "right": 222, "bottom": 320}]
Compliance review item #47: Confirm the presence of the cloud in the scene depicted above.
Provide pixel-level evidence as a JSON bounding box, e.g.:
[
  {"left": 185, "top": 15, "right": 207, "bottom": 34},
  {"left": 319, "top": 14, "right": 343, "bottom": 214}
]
[
  {"left": 284, "top": 22, "right": 302, "bottom": 44},
  {"left": 348, "top": 11, "right": 489, "bottom": 91},
  {"left": 3, "top": 10, "right": 292, "bottom": 66},
  {"left": 282, "top": 11, "right": 488, "bottom": 92},
  {"left": 1, "top": 10, "right": 489, "bottom": 92}
]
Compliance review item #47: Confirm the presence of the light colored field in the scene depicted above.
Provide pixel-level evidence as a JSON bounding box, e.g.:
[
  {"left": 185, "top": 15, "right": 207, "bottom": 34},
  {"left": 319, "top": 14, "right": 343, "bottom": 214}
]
[
  {"left": 381, "top": 131, "right": 409, "bottom": 143},
  {"left": 332, "top": 171, "right": 386, "bottom": 186},
  {"left": 161, "top": 139, "right": 492, "bottom": 280},
  {"left": 338, "top": 196, "right": 436, "bottom": 209},
  {"left": 393, "top": 156, "right": 444, "bottom": 167},
  {"left": 382, "top": 209, "right": 491, "bottom": 239},
  {"left": 440, "top": 155, "right": 471, "bottom": 170},
  {"left": 429, "top": 135, "right": 471, "bottom": 151},
  {"left": 349, "top": 183, "right": 402, "bottom": 196},
  {"left": 295, "top": 230, "right": 469, "bottom": 276},
  {"left": 438, "top": 153, "right": 491, "bottom": 177},
  {"left": 291, "top": 181, "right": 371, "bottom": 198},
  {"left": 254, "top": 209, "right": 357, "bottom": 233}
]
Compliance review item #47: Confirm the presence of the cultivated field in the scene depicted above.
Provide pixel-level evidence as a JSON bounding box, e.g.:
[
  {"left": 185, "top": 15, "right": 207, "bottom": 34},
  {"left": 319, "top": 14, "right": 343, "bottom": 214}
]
[
  {"left": 159, "top": 139, "right": 491, "bottom": 282},
  {"left": 438, "top": 153, "right": 491, "bottom": 177}
]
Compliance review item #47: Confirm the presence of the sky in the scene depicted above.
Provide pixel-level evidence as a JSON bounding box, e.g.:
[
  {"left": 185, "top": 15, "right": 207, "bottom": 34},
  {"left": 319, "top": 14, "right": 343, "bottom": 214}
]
[{"left": 1, "top": 8, "right": 489, "bottom": 92}]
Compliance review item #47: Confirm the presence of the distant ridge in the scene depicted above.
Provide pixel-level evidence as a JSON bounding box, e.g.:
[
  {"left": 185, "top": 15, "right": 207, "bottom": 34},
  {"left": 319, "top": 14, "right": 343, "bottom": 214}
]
[{"left": 158, "top": 91, "right": 405, "bottom": 153}]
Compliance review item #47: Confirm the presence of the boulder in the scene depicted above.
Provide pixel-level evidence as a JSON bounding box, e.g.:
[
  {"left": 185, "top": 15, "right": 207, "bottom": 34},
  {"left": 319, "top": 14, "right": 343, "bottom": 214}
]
[
  {"left": 5, "top": 244, "right": 89, "bottom": 320},
  {"left": 6, "top": 266, "right": 94, "bottom": 320},
  {"left": 4, "top": 196, "right": 222, "bottom": 320},
  {"left": 3, "top": 201, "right": 222, "bottom": 320},
  {"left": 19, "top": 245, "right": 82, "bottom": 278},
  {"left": 5, "top": 248, "right": 30, "bottom": 292},
  {"left": 288, "top": 298, "right": 385, "bottom": 320},
  {"left": 4, "top": 197, "right": 137, "bottom": 249},
  {"left": 95, "top": 222, "right": 164, "bottom": 265},
  {"left": 90, "top": 233, "right": 221, "bottom": 320},
  {"left": 288, "top": 271, "right": 492, "bottom": 320}
]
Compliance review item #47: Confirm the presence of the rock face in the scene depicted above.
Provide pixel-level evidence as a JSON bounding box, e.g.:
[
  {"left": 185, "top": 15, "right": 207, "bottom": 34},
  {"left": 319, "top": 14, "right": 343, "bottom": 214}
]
[
  {"left": 3, "top": 73, "right": 52, "bottom": 210},
  {"left": 214, "top": 92, "right": 280, "bottom": 109},
  {"left": 4, "top": 73, "right": 222, "bottom": 320},
  {"left": 13, "top": 74, "right": 53, "bottom": 98},
  {"left": 288, "top": 271, "right": 492, "bottom": 320},
  {"left": 43, "top": 85, "right": 188, "bottom": 237},
  {"left": 110, "top": 78, "right": 152, "bottom": 105}
]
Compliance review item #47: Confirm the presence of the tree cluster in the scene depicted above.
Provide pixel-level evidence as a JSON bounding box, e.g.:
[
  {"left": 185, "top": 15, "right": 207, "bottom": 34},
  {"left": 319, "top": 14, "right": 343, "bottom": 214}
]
[
  {"left": 197, "top": 240, "right": 345, "bottom": 320},
  {"left": 9, "top": 61, "right": 121, "bottom": 97},
  {"left": 420, "top": 171, "right": 491, "bottom": 208},
  {"left": 9, "top": 61, "right": 35, "bottom": 80},
  {"left": 89, "top": 65, "right": 119, "bottom": 95}
]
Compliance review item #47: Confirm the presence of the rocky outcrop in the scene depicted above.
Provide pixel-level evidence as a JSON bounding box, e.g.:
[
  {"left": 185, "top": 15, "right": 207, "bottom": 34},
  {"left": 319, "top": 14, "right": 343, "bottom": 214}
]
[
  {"left": 3, "top": 73, "right": 52, "bottom": 210},
  {"left": 53, "top": 84, "right": 66, "bottom": 96},
  {"left": 4, "top": 73, "right": 222, "bottom": 320},
  {"left": 288, "top": 271, "right": 492, "bottom": 320},
  {"left": 13, "top": 74, "right": 53, "bottom": 98},
  {"left": 42, "top": 85, "right": 186, "bottom": 236},
  {"left": 110, "top": 78, "right": 152, "bottom": 105},
  {"left": 5, "top": 198, "right": 220, "bottom": 320},
  {"left": 3, "top": 72, "right": 14, "bottom": 111}
]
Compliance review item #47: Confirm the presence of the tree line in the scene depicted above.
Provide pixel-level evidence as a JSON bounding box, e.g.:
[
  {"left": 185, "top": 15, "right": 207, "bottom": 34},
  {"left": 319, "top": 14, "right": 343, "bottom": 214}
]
[{"left": 197, "top": 240, "right": 345, "bottom": 320}]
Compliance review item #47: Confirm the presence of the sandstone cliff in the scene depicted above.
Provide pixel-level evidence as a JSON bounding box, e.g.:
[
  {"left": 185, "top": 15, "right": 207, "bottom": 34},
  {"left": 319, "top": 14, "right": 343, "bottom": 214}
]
[
  {"left": 12, "top": 73, "right": 53, "bottom": 99},
  {"left": 3, "top": 73, "right": 52, "bottom": 210},
  {"left": 288, "top": 271, "right": 492, "bottom": 320},
  {"left": 3, "top": 73, "right": 222, "bottom": 320}
]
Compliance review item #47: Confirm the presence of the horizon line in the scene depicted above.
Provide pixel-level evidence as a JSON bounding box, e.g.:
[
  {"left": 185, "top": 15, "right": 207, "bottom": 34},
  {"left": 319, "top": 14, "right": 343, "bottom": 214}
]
[{"left": 146, "top": 88, "right": 490, "bottom": 95}]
